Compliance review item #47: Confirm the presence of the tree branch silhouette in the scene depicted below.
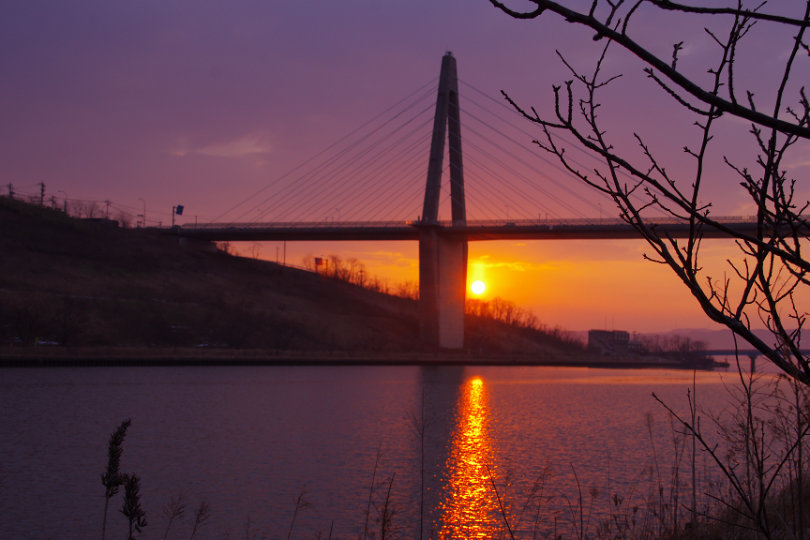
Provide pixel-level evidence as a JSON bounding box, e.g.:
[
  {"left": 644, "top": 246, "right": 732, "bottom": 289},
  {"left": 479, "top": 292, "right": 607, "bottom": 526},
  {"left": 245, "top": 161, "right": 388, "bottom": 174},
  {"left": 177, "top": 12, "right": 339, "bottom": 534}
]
[{"left": 491, "top": 0, "right": 810, "bottom": 384}]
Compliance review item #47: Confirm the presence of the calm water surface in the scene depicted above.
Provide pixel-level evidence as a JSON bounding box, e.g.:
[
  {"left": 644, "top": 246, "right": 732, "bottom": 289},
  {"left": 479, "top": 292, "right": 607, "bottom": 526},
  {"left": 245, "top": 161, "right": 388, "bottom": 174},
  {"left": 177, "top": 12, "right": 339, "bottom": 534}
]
[{"left": 0, "top": 364, "right": 753, "bottom": 539}]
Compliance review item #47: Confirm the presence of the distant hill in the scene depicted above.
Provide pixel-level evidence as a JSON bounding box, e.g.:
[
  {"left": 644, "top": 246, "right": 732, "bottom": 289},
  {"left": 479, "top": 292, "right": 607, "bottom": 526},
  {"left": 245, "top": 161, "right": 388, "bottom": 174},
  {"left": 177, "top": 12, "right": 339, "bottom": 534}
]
[
  {"left": 649, "top": 327, "right": 803, "bottom": 351},
  {"left": 571, "top": 327, "right": 798, "bottom": 352},
  {"left": 0, "top": 197, "right": 582, "bottom": 358}
]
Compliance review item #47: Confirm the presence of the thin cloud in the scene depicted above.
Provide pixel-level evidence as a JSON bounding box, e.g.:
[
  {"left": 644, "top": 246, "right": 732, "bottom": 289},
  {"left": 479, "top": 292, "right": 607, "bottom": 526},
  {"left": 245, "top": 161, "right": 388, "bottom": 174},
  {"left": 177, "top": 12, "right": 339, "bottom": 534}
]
[
  {"left": 785, "top": 157, "right": 810, "bottom": 169},
  {"left": 196, "top": 133, "right": 274, "bottom": 158},
  {"left": 472, "top": 256, "right": 538, "bottom": 272},
  {"left": 368, "top": 250, "right": 418, "bottom": 269}
]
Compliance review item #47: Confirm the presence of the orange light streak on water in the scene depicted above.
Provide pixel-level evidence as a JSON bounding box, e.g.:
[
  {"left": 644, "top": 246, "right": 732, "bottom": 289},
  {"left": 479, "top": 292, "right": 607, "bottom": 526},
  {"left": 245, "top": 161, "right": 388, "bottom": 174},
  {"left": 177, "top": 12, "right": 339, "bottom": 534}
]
[{"left": 436, "top": 377, "right": 506, "bottom": 539}]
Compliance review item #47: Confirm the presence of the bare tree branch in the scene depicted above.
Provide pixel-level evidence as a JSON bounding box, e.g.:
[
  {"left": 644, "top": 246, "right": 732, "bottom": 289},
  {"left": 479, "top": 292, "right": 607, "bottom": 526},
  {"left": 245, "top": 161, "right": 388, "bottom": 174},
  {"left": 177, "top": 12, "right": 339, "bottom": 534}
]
[
  {"left": 492, "top": 0, "right": 810, "bottom": 385},
  {"left": 489, "top": 0, "right": 810, "bottom": 138}
]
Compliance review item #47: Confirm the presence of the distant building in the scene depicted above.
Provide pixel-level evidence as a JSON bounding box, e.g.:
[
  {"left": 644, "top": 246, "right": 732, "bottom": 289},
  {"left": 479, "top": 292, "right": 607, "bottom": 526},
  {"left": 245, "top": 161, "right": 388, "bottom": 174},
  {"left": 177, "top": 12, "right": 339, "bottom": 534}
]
[{"left": 588, "top": 329, "right": 630, "bottom": 355}]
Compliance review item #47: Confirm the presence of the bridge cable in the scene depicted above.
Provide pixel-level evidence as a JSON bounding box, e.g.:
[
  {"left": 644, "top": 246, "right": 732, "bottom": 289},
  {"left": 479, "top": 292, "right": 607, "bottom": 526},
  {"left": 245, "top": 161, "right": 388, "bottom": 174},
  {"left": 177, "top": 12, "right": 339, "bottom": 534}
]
[
  {"left": 214, "top": 78, "right": 437, "bottom": 223},
  {"left": 245, "top": 87, "right": 434, "bottom": 222},
  {"left": 347, "top": 135, "right": 431, "bottom": 221},
  {"left": 459, "top": 79, "right": 648, "bottom": 212},
  {"left": 460, "top": 125, "right": 590, "bottom": 218},
  {"left": 447, "top": 102, "right": 591, "bottom": 220},
  {"left": 237, "top": 84, "right": 435, "bottom": 223},
  {"left": 269, "top": 102, "right": 434, "bottom": 222},
  {"left": 458, "top": 96, "right": 603, "bottom": 216},
  {"left": 460, "top": 79, "right": 618, "bottom": 175}
]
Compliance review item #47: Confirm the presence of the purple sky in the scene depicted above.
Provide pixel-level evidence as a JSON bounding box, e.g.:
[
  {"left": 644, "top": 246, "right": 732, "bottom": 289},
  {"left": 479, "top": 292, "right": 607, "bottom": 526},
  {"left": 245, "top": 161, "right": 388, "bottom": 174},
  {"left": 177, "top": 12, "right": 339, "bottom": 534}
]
[
  {"left": 4, "top": 1, "right": 801, "bottom": 220},
  {"left": 3, "top": 1, "right": 807, "bottom": 332},
  {"left": 2, "top": 1, "right": 568, "bottom": 221}
]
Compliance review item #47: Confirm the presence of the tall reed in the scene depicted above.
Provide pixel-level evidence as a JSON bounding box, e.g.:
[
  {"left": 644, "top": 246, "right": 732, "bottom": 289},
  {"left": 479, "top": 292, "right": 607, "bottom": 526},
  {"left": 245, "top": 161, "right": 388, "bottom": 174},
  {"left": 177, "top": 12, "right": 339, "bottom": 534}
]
[
  {"left": 101, "top": 418, "right": 131, "bottom": 540},
  {"left": 121, "top": 473, "right": 147, "bottom": 540},
  {"left": 652, "top": 358, "right": 810, "bottom": 539}
]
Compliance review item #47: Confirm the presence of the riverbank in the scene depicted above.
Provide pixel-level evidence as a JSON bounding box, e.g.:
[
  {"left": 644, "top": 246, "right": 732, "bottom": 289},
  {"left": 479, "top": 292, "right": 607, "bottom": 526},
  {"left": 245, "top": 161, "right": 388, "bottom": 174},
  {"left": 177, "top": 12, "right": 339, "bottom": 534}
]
[
  {"left": 1, "top": 196, "right": 584, "bottom": 358},
  {"left": 0, "top": 346, "right": 728, "bottom": 369}
]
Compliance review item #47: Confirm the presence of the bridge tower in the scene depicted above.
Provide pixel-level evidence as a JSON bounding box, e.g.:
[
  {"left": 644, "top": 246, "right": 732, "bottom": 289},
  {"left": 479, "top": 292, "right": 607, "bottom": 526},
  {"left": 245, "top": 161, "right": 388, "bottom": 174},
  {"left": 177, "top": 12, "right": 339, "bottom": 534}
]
[{"left": 419, "top": 52, "right": 467, "bottom": 349}]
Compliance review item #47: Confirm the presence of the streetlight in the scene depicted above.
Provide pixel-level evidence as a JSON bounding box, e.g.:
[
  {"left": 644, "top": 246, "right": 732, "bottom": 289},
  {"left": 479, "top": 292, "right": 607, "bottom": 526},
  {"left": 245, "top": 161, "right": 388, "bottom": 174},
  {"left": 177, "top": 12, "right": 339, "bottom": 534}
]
[{"left": 172, "top": 204, "right": 184, "bottom": 228}]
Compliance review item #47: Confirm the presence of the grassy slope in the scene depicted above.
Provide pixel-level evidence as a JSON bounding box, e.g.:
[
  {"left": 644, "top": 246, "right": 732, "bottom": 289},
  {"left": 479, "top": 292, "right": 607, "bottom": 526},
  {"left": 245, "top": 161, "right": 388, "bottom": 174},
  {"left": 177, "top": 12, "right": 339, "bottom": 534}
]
[{"left": 0, "top": 197, "right": 581, "bottom": 356}]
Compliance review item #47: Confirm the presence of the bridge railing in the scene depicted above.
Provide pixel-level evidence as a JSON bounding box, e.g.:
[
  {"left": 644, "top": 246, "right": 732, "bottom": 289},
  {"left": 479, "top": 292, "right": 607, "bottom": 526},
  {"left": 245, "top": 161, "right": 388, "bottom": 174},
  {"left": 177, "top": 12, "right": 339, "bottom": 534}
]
[
  {"left": 180, "top": 215, "right": 757, "bottom": 230},
  {"left": 180, "top": 220, "right": 415, "bottom": 230},
  {"left": 463, "top": 216, "right": 757, "bottom": 227}
]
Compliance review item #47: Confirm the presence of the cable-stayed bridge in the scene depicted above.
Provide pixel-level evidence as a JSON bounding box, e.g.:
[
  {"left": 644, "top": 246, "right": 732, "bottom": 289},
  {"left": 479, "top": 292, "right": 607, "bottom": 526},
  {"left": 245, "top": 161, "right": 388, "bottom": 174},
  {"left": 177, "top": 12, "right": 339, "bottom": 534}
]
[
  {"left": 176, "top": 217, "right": 760, "bottom": 242},
  {"left": 176, "top": 53, "right": 757, "bottom": 350}
]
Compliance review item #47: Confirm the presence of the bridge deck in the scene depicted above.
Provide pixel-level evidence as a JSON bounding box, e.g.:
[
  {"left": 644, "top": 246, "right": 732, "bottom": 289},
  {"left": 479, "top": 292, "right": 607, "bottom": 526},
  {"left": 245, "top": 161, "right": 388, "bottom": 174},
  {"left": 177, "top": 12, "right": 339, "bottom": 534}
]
[{"left": 175, "top": 218, "right": 761, "bottom": 242}]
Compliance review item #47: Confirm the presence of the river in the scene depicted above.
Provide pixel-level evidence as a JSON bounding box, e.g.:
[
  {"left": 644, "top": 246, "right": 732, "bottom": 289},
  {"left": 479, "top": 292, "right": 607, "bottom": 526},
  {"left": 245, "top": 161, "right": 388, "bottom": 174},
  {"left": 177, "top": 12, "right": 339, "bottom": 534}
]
[{"left": 0, "top": 364, "right": 760, "bottom": 539}]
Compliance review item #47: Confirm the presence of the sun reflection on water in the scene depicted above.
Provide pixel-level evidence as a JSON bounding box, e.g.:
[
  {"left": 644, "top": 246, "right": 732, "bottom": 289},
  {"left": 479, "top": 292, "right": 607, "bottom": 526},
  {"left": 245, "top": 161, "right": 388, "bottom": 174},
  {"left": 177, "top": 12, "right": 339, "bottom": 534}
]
[{"left": 436, "top": 376, "right": 505, "bottom": 539}]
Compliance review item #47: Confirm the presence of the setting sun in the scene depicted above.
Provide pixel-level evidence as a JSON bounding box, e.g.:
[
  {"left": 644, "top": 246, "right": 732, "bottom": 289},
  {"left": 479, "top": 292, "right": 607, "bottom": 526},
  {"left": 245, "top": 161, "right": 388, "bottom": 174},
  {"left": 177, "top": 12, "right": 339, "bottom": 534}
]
[{"left": 471, "top": 280, "right": 486, "bottom": 295}]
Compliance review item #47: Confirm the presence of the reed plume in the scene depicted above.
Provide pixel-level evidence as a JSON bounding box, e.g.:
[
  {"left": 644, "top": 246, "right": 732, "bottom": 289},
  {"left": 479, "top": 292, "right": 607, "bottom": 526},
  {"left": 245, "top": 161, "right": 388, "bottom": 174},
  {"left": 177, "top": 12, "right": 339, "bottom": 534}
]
[{"left": 101, "top": 418, "right": 131, "bottom": 540}]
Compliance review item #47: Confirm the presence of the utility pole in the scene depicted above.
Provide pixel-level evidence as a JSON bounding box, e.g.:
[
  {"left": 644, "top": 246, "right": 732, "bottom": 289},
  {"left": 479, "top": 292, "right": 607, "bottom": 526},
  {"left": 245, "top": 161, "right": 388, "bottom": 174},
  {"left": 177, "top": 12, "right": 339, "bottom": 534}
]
[
  {"left": 138, "top": 198, "right": 146, "bottom": 227},
  {"left": 39, "top": 182, "right": 45, "bottom": 205},
  {"left": 7, "top": 183, "right": 14, "bottom": 199},
  {"left": 57, "top": 191, "right": 67, "bottom": 213},
  {"left": 105, "top": 200, "right": 110, "bottom": 219}
]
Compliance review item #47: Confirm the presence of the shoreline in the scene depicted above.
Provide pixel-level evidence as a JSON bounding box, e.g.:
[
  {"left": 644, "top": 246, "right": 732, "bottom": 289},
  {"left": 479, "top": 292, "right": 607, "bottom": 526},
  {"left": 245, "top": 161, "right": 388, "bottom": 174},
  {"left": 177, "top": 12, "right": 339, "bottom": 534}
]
[{"left": 0, "top": 347, "right": 727, "bottom": 370}]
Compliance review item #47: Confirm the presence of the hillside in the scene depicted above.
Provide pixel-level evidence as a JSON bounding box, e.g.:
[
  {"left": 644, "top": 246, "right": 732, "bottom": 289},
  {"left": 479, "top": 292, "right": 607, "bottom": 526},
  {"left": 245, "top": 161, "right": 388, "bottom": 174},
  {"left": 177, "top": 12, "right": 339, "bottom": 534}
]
[{"left": 0, "top": 197, "right": 582, "bottom": 359}]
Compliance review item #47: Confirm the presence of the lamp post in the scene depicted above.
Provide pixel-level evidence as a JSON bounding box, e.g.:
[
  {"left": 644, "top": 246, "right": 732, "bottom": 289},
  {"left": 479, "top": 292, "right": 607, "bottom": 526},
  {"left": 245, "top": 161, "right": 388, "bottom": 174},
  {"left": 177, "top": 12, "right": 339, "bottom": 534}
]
[{"left": 172, "top": 204, "right": 184, "bottom": 228}]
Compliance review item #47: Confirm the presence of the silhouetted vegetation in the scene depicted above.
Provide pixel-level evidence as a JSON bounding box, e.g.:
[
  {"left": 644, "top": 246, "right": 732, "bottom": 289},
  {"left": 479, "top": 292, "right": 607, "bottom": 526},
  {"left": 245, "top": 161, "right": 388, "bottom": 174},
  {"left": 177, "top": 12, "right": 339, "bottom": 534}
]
[
  {"left": 0, "top": 196, "right": 581, "bottom": 357},
  {"left": 484, "top": 2, "right": 810, "bottom": 532},
  {"left": 637, "top": 333, "right": 707, "bottom": 355},
  {"left": 101, "top": 419, "right": 131, "bottom": 540},
  {"left": 491, "top": 0, "right": 810, "bottom": 386},
  {"left": 100, "top": 420, "right": 210, "bottom": 540},
  {"left": 467, "top": 297, "right": 585, "bottom": 354},
  {"left": 121, "top": 474, "right": 147, "bottom": 540},
  {"left": 649, "top": 371, "right": 810, "bottom": 540}
]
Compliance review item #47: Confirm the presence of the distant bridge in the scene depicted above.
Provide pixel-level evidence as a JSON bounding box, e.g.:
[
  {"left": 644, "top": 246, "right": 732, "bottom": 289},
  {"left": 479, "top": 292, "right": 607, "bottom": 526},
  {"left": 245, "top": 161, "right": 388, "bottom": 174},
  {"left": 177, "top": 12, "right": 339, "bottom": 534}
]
[
  {"left": 703, "top": 349, "right": 764, "bottom": 357},
  {"left": 699, "top": 349, "right": 810, "bottom": 373}
]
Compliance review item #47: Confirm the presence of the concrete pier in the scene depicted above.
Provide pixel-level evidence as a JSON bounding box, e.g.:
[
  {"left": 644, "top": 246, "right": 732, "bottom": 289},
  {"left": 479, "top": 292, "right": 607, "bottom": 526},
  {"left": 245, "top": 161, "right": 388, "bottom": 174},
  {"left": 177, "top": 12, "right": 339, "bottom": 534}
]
[
  {"left": 419, "top": 227, "right": 467, "bottom": 349},
  {"left": 419, "top": 52, "right": 468, "bottom": 349}
]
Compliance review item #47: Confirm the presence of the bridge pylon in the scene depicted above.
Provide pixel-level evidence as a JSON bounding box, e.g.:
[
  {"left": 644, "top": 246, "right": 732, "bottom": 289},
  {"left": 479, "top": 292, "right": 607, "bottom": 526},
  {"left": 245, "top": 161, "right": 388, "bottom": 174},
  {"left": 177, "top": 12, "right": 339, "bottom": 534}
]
[{"left": 418, "top": 52, "right": 467, "bottom": 349}]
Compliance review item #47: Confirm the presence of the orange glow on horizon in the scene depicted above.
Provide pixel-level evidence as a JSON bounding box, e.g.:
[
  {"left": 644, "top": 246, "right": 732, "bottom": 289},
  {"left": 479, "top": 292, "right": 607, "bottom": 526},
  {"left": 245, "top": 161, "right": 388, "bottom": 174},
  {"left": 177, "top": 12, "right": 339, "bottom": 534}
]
[{"left": 254, "top": 236, "right": 784, "bottom": 333}]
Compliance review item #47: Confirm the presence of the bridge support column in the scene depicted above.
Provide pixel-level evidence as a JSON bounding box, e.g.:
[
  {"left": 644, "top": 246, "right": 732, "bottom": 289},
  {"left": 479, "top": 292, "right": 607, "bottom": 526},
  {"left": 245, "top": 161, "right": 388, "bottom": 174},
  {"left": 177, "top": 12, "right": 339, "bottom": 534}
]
[
  {"left": 418, "top": 52, "right": 467, "bottom": 350},
  {"left": 420, "top": 228, "right": 467, "bottom": 349}
]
